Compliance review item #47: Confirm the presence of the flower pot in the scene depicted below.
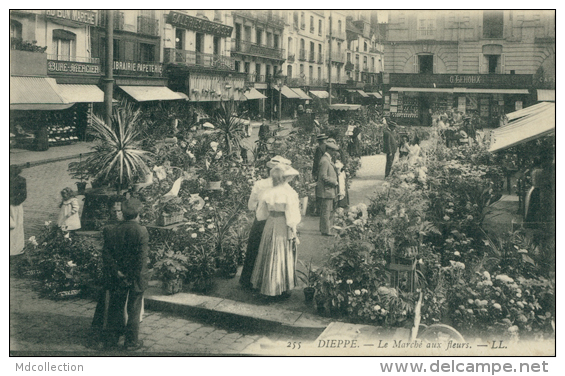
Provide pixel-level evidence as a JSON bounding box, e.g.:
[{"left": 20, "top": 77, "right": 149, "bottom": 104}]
[
  {"left": 303, "top": 287, "right": 315, "bottom": 302},
  {"left": 206, "top": 180, "right": 222, "bottom": 190},
  {"left": 76, "top": 182, "right": 87, "bottom": 195},
  {"left": 163, "top": 278, "right": 183, "bottom": 295}
]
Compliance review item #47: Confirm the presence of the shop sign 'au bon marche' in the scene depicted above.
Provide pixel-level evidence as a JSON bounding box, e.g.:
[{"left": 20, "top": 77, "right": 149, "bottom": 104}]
[{"left": 45, "top": 10, "right": 96, "bottom": 26}]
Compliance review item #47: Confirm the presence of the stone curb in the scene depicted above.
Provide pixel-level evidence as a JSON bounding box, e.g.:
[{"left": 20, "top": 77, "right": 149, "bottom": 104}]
[
  {"left": 13, "top": 152, "right": 95, "bottom": 169},
  {"left": 144, "top": 286, "right": 332, "bottom": 337}
]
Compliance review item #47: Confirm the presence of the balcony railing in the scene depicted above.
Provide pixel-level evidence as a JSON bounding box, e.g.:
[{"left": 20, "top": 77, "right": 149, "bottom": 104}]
[
  {"left": 137, "top": 16, "right": 159, "bottom": 36},
  {"left": 329, "top": 52, "right": 345, "bottom": 63},
  {"left": 308, "top": 50, "right": 315, "bottom": 63},
  {"left": 345, "top": 62, "right": 354, "bottom": 71},
  {"left": 287, "top": 54, "right": 295, "bottom": 63},
  {"left": 47, "top": 54, "right": 100, "bottom": 64},
  {"left": 417, "top": 28, "right": 436, "bottom": 39},
  {"left": 355, "top": 63, "right": 360, "bottom": 71},
  {"left": 97, "top": 10, "right": 125, "bottom": 30},
  {"left": 244, "top": 73, "right": 267, "bottom": 83},
  {"left": 298, "top": 49, "right": 307, "bottom": 61},
  {"left": 317, "top": 53, "right": 324, "bottom": 64},
  {"left": 369, "top": 46, "right": 381, "bottom": 54},
  {"left": 234, "top": 10, "right": 285, "bottom": 29},
  {"left": 309, "top": 78, "right": 327, "bottom": 86},
  {"left": 231, "top": 40, "right": 284, "bottom": 60},
  {"left": 164, "top": 48, "right": 234, "bottom": 70}
]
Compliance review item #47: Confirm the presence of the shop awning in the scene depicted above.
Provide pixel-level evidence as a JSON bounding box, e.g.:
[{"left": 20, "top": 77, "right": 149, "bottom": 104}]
[
  {"left": 119, "top": 86, "right": 186, "bottom": 102},
  {"left": 240, "top": 88, "right": 267, "bottom": 101},
  {"left": 356, "top": 90, "right": 369, "bottom": 97},
  {"left": 453, "top": 88, "right": 530, "bottom": 95},
  {"left": 10, "top": 76, "right": 74, "bottom": 110},
  {"left": 389, "top": 87, "right": 455, "bottom": 93},
  {"left": 290, "top": 88, "right": 312, "bottom": 100},
  {"left": 505, "top": 101, "right": 554, "bottom": 122},
  {"left": 57, "top": 84, "right": 105, "bottom": 103},
  {"left": 310, "top": 90, "right": 330, "bottom": 99},
  {"left": 273, "top": 85, "right": 301, "bottom": 99},
  {"left": 329, "top": 104, "right": 362, "bottom": 111},
  {"left": 367, "top": 92, "right": 382, "bottom": 99},
  {"left": 489, "top": 102, "right": 555, "bottom": 152},
  {"left": 537, "top": 89, "right": 555, "bottom": 102}
]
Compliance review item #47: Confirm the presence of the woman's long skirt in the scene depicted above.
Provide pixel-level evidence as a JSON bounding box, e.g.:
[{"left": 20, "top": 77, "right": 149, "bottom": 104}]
[
  {"left": 10, "top": 204, "right": 25, "bottom": 256},
  {"left": 250, "top": 215, "right": 295, "bottom": 296}
]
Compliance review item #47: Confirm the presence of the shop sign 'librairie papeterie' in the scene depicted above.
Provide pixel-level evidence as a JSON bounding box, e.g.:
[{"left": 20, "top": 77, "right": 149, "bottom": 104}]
[
  {"left": 166, "top": 11, "right": 233, "bottom": 38},
  {"left": 45, "top": 10, "right": 96, "bottom": 26}
]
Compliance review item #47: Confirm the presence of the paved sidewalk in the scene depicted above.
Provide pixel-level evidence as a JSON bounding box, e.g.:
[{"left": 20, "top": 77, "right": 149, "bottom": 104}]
[
  {"left": 10, "top": 142, "right": 96, "bottom": 168},
  {"left": 9, "top": 277, "right": 299, "bottom": 355}
]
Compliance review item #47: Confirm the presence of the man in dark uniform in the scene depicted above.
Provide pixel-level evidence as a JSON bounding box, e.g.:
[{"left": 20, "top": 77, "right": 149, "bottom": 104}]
[
  {"left": 100, "top": 198, "right": 149, "bottom": 351},
  {"left": 312, "top": 133, "right": 328, "bottom": 216},
  {"left": 382, "top": 120, "right": 398, "bottom": 178}
]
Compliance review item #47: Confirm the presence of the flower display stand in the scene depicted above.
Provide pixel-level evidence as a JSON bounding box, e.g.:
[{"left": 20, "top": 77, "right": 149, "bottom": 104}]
[{"left": 387, "top": 255, "right": 417, "bottom": 293}]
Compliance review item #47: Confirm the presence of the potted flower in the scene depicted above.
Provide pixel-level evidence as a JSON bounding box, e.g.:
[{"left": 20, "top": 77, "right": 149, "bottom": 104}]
[
  {"left": 153, "top": 246, "right": 188, "bottom": 295},
  {"left": 297, "top": 259, "right": 318, "bottom": 303},
  {"left": 157, "top": 197, "right": 185, "bottom": 226}
]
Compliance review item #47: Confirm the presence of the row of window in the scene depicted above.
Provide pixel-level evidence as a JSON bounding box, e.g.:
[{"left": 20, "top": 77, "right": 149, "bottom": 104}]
[
  {"left": 293, "top": 11, "right": 331, "bottom": 36},
  {"left": 234, "top": 23, "right": 281, "bottom": 49}
]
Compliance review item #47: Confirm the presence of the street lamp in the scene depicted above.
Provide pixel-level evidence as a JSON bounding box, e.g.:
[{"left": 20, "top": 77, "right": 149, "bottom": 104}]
[{"left": 275, "top": 70, "right": 284, "bottom": 123}]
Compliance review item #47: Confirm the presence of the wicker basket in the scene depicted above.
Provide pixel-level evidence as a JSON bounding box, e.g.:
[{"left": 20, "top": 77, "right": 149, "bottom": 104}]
[{"left": 158, "top": 211, "right": 185, "bottom": 227}]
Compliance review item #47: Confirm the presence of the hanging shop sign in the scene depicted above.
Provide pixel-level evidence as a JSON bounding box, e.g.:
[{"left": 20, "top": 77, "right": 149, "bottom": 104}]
[
  {"left": 45, "top": 10, "right": 96, "bottom": 26},
  {"left": 47, "top": 60, "right": 101, "bottom": 75},
  {"left": 166, "top": 11, "right": 233, "bottom": 38}
]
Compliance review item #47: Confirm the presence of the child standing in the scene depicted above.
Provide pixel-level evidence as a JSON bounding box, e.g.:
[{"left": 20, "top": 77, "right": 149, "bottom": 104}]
[{"left": 58, "top": 187, "right": 81, "bottom": 232}]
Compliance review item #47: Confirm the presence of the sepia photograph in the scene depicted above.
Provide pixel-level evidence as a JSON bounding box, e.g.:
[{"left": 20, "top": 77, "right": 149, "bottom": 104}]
[{"left": 9, "top": 8, "right": 556, "bottom": 363}]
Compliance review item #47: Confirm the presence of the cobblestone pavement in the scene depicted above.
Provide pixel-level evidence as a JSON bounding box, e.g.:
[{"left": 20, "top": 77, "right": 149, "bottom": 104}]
[
  {"left": 20, "top": 159, "right": 82, "bottom": 238},
  {"left": 10, "top": 277, "right": 313, "bottom": 355}
]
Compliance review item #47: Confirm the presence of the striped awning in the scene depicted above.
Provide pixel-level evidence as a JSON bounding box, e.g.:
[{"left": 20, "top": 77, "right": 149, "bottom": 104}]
[
  {"left": 273, "top": 85, "right": 301, "bottom": 99},
  {"left": 390, "top": 87, "right": 455, "bottom": 93},
  {"left": 10, "top": 76, "right": 74, "bottom": 110},
  {"left": 489, "top": 102, "right": 555, "bottom": 152},
  {"left": 57, "top": 84, "right": 105, "bottom": 103},
  {"left": 310, "top": 90, "right": 330, "bottom": 99},
  {"left": 119, "top": 86, "right": 186, "bottom": 102},
  {"left": 241, "top": 88, "right": 267, "bottom": 100},
  {"left": 290, "top": 88, "right": 312, "bottom": 100},
  {"left": 453, "top": 88, "right": 530, "bottom": 95},
  {"left": 367, "top": 92, "right": 382, "bottom": 99}
]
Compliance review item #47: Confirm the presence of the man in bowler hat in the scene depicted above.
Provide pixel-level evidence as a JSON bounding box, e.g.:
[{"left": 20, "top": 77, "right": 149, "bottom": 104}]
[{"left": 383, "top": 120, "right": 398, "bottom": 178}]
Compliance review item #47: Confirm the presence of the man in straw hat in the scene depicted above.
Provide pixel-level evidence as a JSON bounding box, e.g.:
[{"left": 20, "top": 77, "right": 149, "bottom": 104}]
[
  {"left": 312, "top": 133, "right": 328, "bottom": 215},
  {"left": 239, "top": 155, "right": 292, "bottom": 290},
  {"left": 92, "top": 198, "right": 149, "bottom": 351},
  {"left": 317, "top": 138, "right": 340, "bottom": 236}
]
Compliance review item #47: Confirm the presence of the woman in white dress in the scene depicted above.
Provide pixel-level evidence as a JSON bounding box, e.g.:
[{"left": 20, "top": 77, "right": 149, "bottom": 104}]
[{"left": 250, "top": 165, "right": 301, "bottom": 297}]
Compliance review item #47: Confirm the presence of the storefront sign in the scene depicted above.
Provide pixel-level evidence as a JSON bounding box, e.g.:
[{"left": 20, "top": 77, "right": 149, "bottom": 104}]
[
  {"left": 45, "top": 10, "right": 96, "bottom": 26},
  {"left": 389, "top": 73, "right": 532, "bottom": 89},
  {"left": 47, "top": 60, "right": 101, "bottom": 75},
  {"left": 166, "top": 11, "right": 233, "bottom": 38},
  {"left": 113, "top": 61, "right": 162, "bottom": 75}
]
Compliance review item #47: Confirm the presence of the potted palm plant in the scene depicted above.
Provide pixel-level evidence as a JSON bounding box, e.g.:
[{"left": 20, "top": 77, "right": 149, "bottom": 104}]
[
  {"left": 297, "top": 258, "right": 318, "bottom": 303},
  {"left": 153, "top": 245, "right": 188, "bottom": 295},
  {"left": 71, "top": 101, "right": 153, "bottom": 229},
  {"left": 210, "top": 100, "right": 246, "bottom": 156}
]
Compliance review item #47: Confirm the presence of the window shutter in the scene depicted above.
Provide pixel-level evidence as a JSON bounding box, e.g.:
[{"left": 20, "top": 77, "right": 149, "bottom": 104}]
[
  {"left": 433, "top": 54, "right": 438, "bottom": 74},
  {"left": 500, "top": 53, "right": 505, "bottom": 74},
  {"left": 413, "top": 55, "right": 418, "bottom": 73}
]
